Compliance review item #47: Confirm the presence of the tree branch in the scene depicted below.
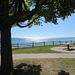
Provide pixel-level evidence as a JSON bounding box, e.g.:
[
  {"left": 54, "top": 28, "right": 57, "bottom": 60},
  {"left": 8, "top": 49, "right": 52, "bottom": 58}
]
[
  {"left": 9, "top": 0, "right": 48, "bottom": 25},
  {"left": 17, "top": 16, "right": 39, "bottom": 28},
  {"left": 35, "top": 0, "right": 40, "bottom": 9}
]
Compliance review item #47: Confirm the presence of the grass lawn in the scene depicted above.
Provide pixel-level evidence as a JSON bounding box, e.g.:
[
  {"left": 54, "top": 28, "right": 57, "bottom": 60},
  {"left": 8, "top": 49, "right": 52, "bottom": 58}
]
[
  {"left": 12, "top": 45, "right": 62, "bottom": 54},
  {"left": 13, "top": 58, "right": 75, "bottom": 75}
]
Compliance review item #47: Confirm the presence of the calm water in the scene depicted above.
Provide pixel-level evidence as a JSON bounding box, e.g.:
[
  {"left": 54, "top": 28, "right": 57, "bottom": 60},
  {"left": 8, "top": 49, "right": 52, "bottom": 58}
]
[{"left": 11, "top": 37, "right": 75, "bottom": 44}]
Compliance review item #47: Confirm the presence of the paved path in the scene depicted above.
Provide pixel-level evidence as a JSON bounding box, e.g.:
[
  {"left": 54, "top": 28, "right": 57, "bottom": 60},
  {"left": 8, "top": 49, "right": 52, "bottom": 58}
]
[
  {"left": 0, "top": 53, "right": 75, "bottom": 61},
  {"left": 12, "top": 53, "right": 75, "bottom": 60}
]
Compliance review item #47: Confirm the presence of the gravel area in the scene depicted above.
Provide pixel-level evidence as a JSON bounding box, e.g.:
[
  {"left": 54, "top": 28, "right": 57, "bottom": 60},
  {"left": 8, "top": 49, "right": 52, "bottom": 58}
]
[{"left": 51, "top": 45, "right": 75, "bottom": 53}]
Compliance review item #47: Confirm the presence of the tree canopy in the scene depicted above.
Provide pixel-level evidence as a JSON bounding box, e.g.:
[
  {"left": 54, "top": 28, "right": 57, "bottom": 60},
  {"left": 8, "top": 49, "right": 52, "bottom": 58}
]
[{"left": 0, "top": 0, "right": 75, "bottom": 29}]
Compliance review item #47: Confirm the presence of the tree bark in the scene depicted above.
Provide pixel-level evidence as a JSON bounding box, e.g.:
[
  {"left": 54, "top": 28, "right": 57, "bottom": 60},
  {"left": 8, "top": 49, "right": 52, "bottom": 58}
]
[{"left": 1, "top": 26, "right": 13, "bottom": 75}]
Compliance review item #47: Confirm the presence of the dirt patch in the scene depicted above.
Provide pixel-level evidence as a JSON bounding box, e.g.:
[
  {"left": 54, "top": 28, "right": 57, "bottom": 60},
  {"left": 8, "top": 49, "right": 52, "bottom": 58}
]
[{"left": 13, "top": 59, "right": 75, "bottom": 75}]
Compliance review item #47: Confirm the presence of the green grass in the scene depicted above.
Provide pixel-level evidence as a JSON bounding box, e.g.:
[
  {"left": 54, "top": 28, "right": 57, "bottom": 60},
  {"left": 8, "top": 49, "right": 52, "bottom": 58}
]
[
  {"left": 12, "top": 45, "right": 62, "bottom": 54},
  {"left": 59, "top": 58, "right": 75, "bottom": 68}
]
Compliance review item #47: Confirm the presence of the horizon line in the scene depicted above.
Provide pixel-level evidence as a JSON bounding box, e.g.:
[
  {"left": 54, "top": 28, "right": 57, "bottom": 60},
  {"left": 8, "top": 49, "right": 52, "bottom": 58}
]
[{"left": 11, "top": 36, "right": 75, "bottom": 39}]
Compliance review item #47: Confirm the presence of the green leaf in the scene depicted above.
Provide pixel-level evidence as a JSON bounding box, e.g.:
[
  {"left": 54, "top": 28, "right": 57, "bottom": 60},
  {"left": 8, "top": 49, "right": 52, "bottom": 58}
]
[{"left": 65, "top": 16, "right": 68, "bottom": 19}]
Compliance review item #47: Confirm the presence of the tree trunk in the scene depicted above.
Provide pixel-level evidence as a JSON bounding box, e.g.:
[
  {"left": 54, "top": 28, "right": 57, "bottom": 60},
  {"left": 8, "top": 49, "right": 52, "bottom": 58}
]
[{"left": 1, "top": 26, "right": 13, "bottom": 75}]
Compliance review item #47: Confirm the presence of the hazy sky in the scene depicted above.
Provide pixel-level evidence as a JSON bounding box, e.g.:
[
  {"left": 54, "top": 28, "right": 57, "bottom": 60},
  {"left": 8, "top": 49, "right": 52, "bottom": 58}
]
[{"left": 11, "top": 14, "right": 75, "bottom": 38}]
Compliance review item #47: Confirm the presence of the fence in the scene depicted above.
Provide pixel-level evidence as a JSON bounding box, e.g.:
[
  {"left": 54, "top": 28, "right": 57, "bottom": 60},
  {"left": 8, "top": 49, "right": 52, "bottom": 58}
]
[{"left": 12, "top": 41, "right": 75, "bottom": 49}]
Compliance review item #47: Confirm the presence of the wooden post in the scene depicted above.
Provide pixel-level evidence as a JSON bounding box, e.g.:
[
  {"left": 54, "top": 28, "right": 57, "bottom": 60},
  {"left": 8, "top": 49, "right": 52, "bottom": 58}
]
[
  {"left": 32, "top": 42, "right": 34, "bottom": 47},
  {"left": 43, "top": 42, "right": 45, "bottom": 46},
  {"left": 65, "top": 41, "right": 67, "bottom": 44},
  {"left": 17, "top": 43, "right": 19, "bottom": 48},
  {"left": 67, "top": 44, "right": 69, "bottom": 50},
  {"left": 52, "top": 41, "right": 54, "bottom": 45},
  {"left": 71, "top": 40, "right": 72, "bottom": 44},
  {"left": 59, "top": 41, "right": 61, "bottom": 45}
]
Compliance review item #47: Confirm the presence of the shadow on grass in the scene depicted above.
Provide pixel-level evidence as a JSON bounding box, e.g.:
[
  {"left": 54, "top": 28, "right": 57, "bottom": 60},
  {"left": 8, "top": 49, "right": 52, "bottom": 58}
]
[
  {"left": 0, "top": 63, "right": 42, "bottom": 75},
  {"left": 0, "top": 66, "right": 70, "bottom": 75},
  {"left": 58, "top": 70, "right": 70, "bottom": 75},
  {"left": 13, "top": 63, "right": 42, "bottom": 75}
]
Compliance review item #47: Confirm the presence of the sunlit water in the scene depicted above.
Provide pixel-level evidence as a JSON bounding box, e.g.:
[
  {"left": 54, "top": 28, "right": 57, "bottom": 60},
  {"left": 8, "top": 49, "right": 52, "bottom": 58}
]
[
  {"left": 10, "top": 37, "right": 75, "bottom": 48},
  {"left": 11, "top": 37, "right": 75, "bottom": 44}
]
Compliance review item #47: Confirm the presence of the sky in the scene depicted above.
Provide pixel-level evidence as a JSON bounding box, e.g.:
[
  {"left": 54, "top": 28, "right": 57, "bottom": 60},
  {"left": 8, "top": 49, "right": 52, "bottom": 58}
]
[{"left": 11, "top": 13, "right": 75, "bottom": 39}]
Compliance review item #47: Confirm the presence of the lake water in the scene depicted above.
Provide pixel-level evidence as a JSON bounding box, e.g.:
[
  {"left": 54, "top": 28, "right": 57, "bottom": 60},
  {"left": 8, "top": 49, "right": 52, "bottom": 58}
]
[
  {"left": 11, "top": 37, "right": 75, "bottom": 43},
  {"left": 11, "top": 37, "right": 75, "bottom": 48}
]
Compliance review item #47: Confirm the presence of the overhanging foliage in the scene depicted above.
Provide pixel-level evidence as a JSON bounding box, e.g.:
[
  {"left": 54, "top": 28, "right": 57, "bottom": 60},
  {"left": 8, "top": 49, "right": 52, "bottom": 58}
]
[{"left": 0, "top": 0, "right": 75, "bottom": 29}]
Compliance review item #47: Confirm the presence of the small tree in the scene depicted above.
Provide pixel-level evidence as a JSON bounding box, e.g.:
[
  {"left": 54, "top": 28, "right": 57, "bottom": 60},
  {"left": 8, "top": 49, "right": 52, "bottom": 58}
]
[{"left": 0, "top": 0, "right": 75, "bottom": 75}]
